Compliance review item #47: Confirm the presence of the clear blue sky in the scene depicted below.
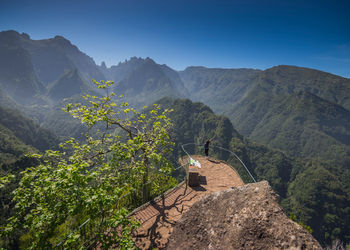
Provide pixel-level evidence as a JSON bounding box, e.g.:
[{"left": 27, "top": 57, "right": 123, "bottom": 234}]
[{"left": 1, "top": 0, "right": 349, "bottom": 77}]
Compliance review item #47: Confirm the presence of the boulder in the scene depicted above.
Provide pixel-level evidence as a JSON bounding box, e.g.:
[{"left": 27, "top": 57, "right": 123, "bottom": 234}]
[{"left": 167, "top": 181, "right": 322, "bottom": 249}]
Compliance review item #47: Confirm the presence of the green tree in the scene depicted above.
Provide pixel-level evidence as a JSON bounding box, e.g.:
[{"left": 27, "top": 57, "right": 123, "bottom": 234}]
[{"left": 1, "top": 80, "right": 176, "bottom": 249}]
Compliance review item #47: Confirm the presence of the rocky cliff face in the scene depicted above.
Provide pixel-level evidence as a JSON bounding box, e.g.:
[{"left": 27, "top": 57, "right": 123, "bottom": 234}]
[{"left": 167, "top": 181, "right": 322, "bottom": 250}]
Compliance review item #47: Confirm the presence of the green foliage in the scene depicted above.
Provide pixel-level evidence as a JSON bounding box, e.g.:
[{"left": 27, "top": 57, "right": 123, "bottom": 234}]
[
  {"left": 232, "top": 138, "right": 299, "bottom": 196},
  {"left": 0, "top": 105, "right": 59, "bottom": 156},
  {"left": 283, "top": 161, "right": 350, "bottom": 245},
  {"left": 154, "top": 97, "right": 242, "bottom": 161},
  {"left": 1, "top": 80, "right": 176, "bottom": 248},
  {"left": 0, "top": 124, "right": 35, "bottom": 165},
  {"left": 99, "top": 208, "right": 140, "bottom": 249},
  {"left": 289, "top": 213, "right": 313, "bottom": 234}
]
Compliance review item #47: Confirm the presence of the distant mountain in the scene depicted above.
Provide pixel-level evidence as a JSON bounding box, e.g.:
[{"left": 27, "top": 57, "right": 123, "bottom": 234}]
[
  {"left": 0, "top": 30, "right": 105, "bottom": 106},
  {"left": 248, "top": 91, "right": 350, "bottom": 159},
  {"left": 0, "top": 31, "right": 44, "bottom": 104},
  {"left": 224, "top": 66, "right": 350, "bottom": 161},
  {"left": 19, "top": 32, "right": 105, "bottom": 85},
  {"left": 99, "top": 56, "right": 146, "bottom": 82},
  {"left": 256, "top": 65, "right": 350, "bottom": 110},
  {"left": 180, "top": 65, "right": 350, "bottom": 162},
  {"left": 179, "top": 66, "right": 261, "bottom": 113},
  {"left": 106, "top": 58, "right": 188, "bottom": 108},
  {"left": 0, "top": 30, "right": 189, "bottom": 111},
  {"left": 0, "top": 30, "right": 110, "bottom": 140},
  {"left": 48, "top": 68, "right": 91, "bottom": 103},
  {"left": 159, "top": 64, "right": 189, "bottom": 97},
  {"left": 41, "top": 96, "right": 87, "bottom": 140}
]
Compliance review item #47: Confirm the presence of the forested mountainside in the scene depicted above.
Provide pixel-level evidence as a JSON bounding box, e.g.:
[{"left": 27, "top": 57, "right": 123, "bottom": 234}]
[
  {"left": 156, "top": 97, "right": 350, "bottom": 245},
  {"left": 179, "top": 66, "right": 261, "bottom": 114},
  {"left": 253, "top": 91, "right": 350, "bottom": 158},
  {"left": 0, "top": 105, "right": 58, "bottom": 165},
  {"left": 180, "top": 65, "right": 350, "bottom": 162}
]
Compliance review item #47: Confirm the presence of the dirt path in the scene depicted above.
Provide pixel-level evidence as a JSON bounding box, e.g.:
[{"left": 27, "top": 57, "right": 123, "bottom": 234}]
[{"left": 131, "top": 155, "right": 244, "bottom": 249}]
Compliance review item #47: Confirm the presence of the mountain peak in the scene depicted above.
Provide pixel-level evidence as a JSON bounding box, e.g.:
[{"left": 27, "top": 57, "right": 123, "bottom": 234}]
[
  {"left": 144, "top": 57, "right": 155, "bottom": 63},
  {"left": 21, "top": 32, "right": 30, "bottom": 40},
  {"left": 53, "top": 35, "right": 68, "bottom": 40},
  {"left": 0, "top": 30, "right": 22, "bottom": 45},
  {"left": 100, "top": 61, "right": 107, "bottom": 69},
  {"left": 52, "top": 35, "right": 73, "bottom": 47},
  {"left": 0, "top": 30, "right": 20, "bottom": 36},
  {"left": 265, "top": 64, "right": 343, "bottom": 79}
]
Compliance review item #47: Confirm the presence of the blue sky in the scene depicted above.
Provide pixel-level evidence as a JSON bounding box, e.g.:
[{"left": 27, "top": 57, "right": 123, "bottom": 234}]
[{"left": 1, "top": 0, "right": 349, "bottom": 77}]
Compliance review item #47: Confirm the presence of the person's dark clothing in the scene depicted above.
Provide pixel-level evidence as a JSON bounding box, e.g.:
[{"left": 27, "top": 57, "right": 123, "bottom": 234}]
[{"left": 204, "top": 140, "right": 210, "bottom": 157}]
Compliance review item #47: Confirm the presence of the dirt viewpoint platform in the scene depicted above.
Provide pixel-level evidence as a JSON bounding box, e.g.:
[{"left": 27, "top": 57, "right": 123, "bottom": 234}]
[{"left": 131, "top": 155, "right": 244, "bottom": 249}]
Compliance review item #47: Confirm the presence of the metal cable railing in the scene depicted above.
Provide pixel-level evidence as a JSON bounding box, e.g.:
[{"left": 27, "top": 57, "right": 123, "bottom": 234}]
[{"left": 181, "top": 143, "right": 256, "bottom": 183}]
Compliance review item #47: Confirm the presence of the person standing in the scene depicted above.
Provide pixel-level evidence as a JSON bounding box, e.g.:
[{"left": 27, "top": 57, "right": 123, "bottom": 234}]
[{"left": 204, "top": 140, "right": 211, "bottom": 159}]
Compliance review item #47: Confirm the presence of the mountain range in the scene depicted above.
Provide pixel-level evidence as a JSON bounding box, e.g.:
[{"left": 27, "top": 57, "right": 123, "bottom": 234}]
[{"left": 0, "top": 30, "right": 349, "bottom": 246}]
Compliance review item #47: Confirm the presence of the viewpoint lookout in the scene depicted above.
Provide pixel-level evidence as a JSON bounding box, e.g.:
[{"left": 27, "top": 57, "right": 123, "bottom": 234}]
[{"left": 131, "top": 155, "right": 244, "bottom": 249}]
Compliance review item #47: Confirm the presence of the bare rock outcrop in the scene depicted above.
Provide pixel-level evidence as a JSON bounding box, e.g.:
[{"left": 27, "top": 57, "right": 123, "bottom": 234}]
[{"left": 167, "top": 181, "right": 322, "bottom": 250}]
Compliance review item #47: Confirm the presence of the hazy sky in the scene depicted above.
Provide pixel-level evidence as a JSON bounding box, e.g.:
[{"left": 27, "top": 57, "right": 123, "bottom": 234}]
[{"left": 1, "top": 0, "right": 349, "bottom": 77}]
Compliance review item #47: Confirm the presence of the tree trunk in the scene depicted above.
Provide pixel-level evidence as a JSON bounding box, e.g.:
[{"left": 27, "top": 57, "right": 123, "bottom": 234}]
[{"left": 142, "top": 157, "right": 150, "bottom": 203}]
